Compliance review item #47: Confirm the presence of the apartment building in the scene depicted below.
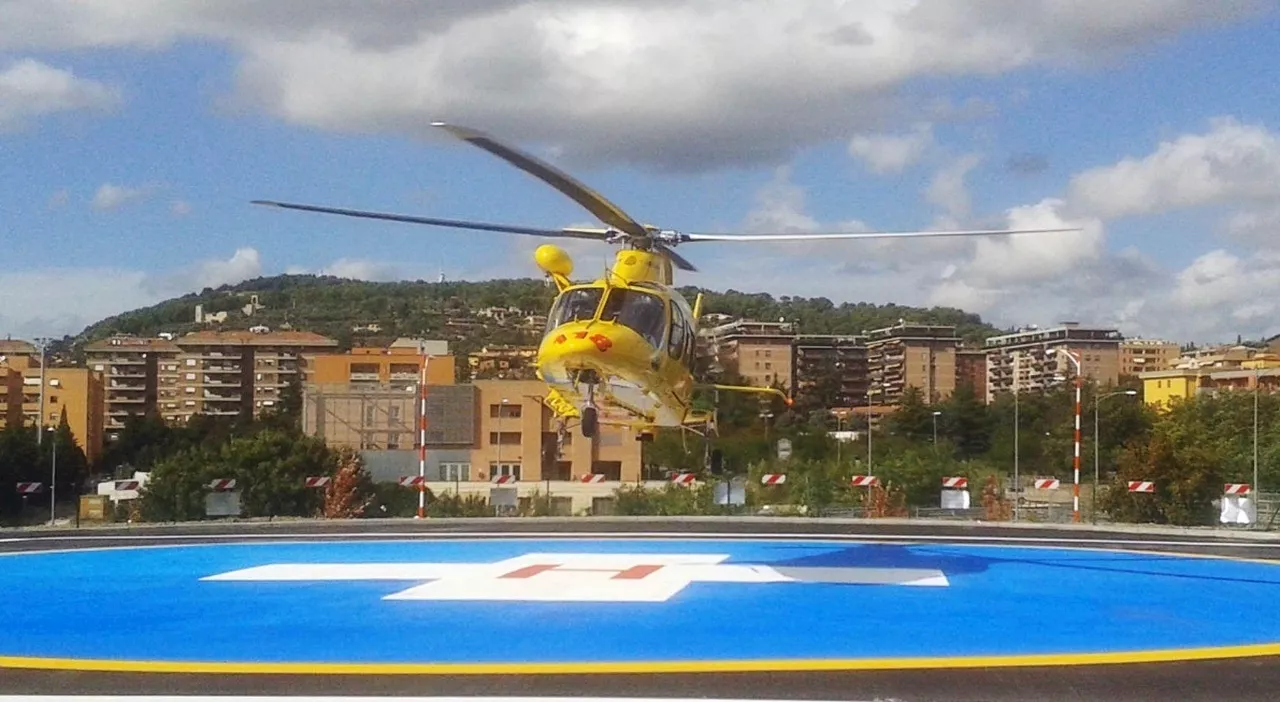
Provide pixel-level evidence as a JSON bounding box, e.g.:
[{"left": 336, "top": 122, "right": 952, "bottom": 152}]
[
  {"left": 865, "top": 322, "right": 960, "bottom": 405},
  {"left": 303, "top": 379, "right": 642, "bottom": 482},
  {"left": 983, "top": 323, "right": 1123, "bottom": 402},
  {"left": 1120, "top": 339, "right": 1180, "bottom": 377},
  {"left": 311, "top": 339, "right": 455, "bottom": 388},
  {"left": 85, "top": 336, "right": 184, "bottom": 438},
  {"left": 699, "top": 320, "right": 796, "bottom": 390},
  {"left": 955, "top": 348, "right": 988, "bottom": 398},
  {"left": 87, "top": 331, "right": 338, "bottom": 439},
  {"left": 0, "top": 350, "right": 105, "bottom": 460},
  {"left": 174, "top": 330, "right": 338, "bottom": 420},
  {"left": 791, "top": 335, "right": 869, "bottom": 408}
]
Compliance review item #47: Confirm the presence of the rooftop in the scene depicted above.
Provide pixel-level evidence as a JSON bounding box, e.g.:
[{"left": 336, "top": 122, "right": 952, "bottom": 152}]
[{"left": 178, "top": 330, "right": 338, "bottom": 347}]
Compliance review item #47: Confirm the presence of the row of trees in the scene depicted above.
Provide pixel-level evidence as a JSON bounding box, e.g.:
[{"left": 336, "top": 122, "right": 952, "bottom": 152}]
[{"left": 643, "top": 377, "right": 1279, "bottom": 526}]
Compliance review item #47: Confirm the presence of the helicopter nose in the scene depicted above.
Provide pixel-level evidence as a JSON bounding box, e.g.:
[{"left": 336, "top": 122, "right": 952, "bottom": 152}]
[{"left": 547, "top": 328, "right": 616, "bottom": 360}]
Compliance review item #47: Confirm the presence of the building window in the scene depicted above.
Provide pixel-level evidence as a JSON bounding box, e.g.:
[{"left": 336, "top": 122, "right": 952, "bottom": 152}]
[
  {"left": 489, "top": 431, "right": 521, "bottom": 445},
  {"left": 490, "top": 403, "right": 522, "bottom": 418},
  {"left": 388, "top": 433, "right": 401, "bottom": 450},
  {"left": 489, "top": 462, "right": 521, "bottom": 480},
  {"left": 365, "top": 406, "right": 376, "bottom": 424},
  {"left": 441, "top": 463, "right": 470, "bottom": 481},
  {"left": 389, "top": 406, "right": 401, "bottom": 423}
]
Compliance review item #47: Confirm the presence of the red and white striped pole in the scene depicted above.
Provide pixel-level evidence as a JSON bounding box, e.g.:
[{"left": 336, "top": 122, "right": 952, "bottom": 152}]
[
  {"left": 417, "top": 352, "right": 429, "bottom": 519},
  {"left": 1072, "top": 371, "right": 1082, "bottom": 523}
]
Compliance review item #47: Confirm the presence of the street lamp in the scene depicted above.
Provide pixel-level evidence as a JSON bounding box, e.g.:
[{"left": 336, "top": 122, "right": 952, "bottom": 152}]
[
  {"left": 498, "top": 397, "right": 509, "bottom": 480},
  {"left": 931, "top": 410, "right": 942, "bottom": 449},
  {"left": 1254, "top": 367, "right": 1261, "bottom": 514},
  {"left": 44, "top": 425, "right": 56, "bottom": 524},
  {"left": 1093, "top": 389, "right": 1138, "bottom": 523},
  {"left": 1053, "top": 348, "right": 1084, "bottom": 523}
]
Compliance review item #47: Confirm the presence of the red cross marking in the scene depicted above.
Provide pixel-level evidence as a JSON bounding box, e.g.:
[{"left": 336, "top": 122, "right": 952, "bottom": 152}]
[{"left": 498, "top": 563, "right": 664, "bottom": 580}]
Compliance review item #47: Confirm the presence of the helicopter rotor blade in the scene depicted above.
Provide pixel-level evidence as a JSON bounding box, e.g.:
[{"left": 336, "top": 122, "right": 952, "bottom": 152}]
[
  {"left": 656, "top": 243, "right": 698, "bottom": 272},
  {"left": 251, "top": 200, "right": 612, "bottom": 241},
  {"left": 677, "top": 226, "right": 1081, "bottom": 242},
  {"left": 432, "top": 122, "right": 651, "bottom": 241}
]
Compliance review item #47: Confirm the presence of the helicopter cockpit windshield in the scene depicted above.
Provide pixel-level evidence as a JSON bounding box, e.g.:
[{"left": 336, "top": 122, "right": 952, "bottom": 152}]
[
  {"left": 547, "top": 287, "right": 603, "bottom": 331},
  {"left": 600, "top": 288, "right": 667, "bottom": 349}
]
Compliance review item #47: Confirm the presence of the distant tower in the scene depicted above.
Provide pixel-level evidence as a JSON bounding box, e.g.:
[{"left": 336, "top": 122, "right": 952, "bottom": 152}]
[{"left": 437, "top": 264, "right": 445, "bottom": 284}]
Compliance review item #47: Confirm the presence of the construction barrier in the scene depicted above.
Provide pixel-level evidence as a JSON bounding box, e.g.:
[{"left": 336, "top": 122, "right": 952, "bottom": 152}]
[
  {"left": 114, "top": 480, "right": 140, "bottom": 491},
  {"left": 1034, "top": 478, "right": 1060, "bottom": 490},
  {"left": 579, "top": 474, "right": 606, "bottom": 484},
  {"left": 941, "top": 476, "right": 970, "bottom": 509},
  {"left": 1127, "top": 481, "right": 1155, "bottom": 493},
  {"left": 671, "top": 472, "right": 696, "bottom": 486},
  {"left": 491, "top": 475, "right": 517, "bottom": 485},
  {"left": 207, "top": 479, "right": 237, "bottom": 491},
  {"left": 305, "top": 476, "right": 331, "bottom": 488},
  {"left": 398, "top": 476, "right": 425, "bottom": 487},
  {"left": 1221, "top": 483, "right": 1256, "bottom": 525},
  {"left": 850, "top": 475, "right": 879, "bottom": 487},
  {"left": 761, "top": 474, "right": 787, "bottom": 485},
  {"left": 15, "top": 482, "right": 42, "bottom": 494}
]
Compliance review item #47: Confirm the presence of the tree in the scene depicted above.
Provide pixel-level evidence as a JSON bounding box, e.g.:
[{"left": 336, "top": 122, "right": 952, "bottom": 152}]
[
  {"left": 323, "top": 447, "right": 374, "bottom": 518},
  {"left": 939, "top": 382, "right": 992, "bottom": 459},
  {"left": 1099, "top": 431, "right": 1221, "bottom": 526},
  {"left": 884, "top": 386, "right": 933, "bottom": 442}
]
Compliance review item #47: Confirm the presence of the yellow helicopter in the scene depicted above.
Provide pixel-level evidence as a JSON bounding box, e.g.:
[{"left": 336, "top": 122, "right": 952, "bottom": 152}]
[{"left": 254, "top": 122, "right": 1075, "bottom": 440}]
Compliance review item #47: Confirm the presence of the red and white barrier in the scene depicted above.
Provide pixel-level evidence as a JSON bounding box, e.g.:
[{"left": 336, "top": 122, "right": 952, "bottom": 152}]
[
  {"left": 761, "top": 474, "right": 787, "bottom": 485},
  {"left": 1127, "top": 480, "right": 1155, "bottom": 493},
  {"left": 1034, "top": 478, "right": 1061, "bottom": 490},
  {"left": 671, "top": 472, "right": 696, "bottom": 486},
  {"left": 850, "top": 475, "right": 879, "bottom": 487},
  {"left": 114, "top": 480, "right": 140, "bottom": 491},
  {"left": 942, "top": 476, "right": 968, "bottom": 489},
  {"left": 207, "top": 479, "right": 237, "bottom": 491},
  {"left": 305, "top": 476, "right": 331, "bottom": 488},
  {"left": 15, "top": 482, "right": 42, "bottom": 494},
  {"left": 398, "top": 476, "right": 425, "bottom": 487},
  {"left": 580, "top": 474, "right": 606, "bottom": 483},
  {"left": 1225, "top": 483, "right": 1252, "bottom": 495},
  {"left": 491, "top": 474, "right": 517, "bottom": 485}
]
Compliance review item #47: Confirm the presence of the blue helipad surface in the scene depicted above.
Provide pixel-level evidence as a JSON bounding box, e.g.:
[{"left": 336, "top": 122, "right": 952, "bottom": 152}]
[{"left": 2, "top": 537, "right": 1280, "bottom": 670}]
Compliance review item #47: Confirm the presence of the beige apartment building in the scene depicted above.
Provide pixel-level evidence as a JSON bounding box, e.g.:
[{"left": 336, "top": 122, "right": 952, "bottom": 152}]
[
  {"left": 87, "top": 331, "right": 337, "bottom": 440},
  {"left": 984, "top": 323, "right": 1123, "bottom": 402},
  {"left": 699, "top": 320, "right": 796, "bottom": 390},
  {"left": 303, "top": 378, "right": 642, "bottom": 483},
  {"left": 1120, "top": 339, "right": 1180, "bottom": 377},
  {"left": 865, "top": 322, "right": 959, "bottom": 406}
]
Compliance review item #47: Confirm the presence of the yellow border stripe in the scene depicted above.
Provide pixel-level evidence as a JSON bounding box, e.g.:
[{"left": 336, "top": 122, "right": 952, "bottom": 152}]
[{"left": 3, "top": 643, "right": 1280, "bottom": 675}]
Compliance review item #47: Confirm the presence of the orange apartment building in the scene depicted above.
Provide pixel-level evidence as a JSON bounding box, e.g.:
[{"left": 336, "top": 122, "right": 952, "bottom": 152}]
[
  {"left": 310, "top": 339, "right": 455, "bottom": 388},
  {"left": 0, "top": 342, "right": 105, "bottom": 461},
  {"left": 865, "top": 322, "right": 959, "bottom": 406},
  {"left": 983, "top": 323, "right": 1123, "bottom": 403},
  {"left": 700, "top": 320, "right": 796, "bottom": 390},
  {"left": 1120, "top": 339, "right": 1181, "bottom": 377}
]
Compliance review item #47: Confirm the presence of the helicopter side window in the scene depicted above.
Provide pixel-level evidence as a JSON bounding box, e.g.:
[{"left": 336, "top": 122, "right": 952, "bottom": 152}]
[
  {"left": 547, "top": 288, "right": 603, "bottom": 331},
  {"left": 600, "top": 289, "right": 667, "bottom": 349},
  {"left": 668, "top": 313, "right": 687, "bottom": 361}
]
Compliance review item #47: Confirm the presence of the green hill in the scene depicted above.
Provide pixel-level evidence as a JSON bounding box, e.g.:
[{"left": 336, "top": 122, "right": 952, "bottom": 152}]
[{"left": 70, "top": 274, "right": 1006, "bottom": 356}]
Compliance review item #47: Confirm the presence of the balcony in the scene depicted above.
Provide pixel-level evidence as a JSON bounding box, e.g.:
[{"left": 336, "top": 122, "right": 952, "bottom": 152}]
[
  {"left": 203, "top": 364, "right": 242, "bottom": 374},
  {"left": 349, "top": 372, "right": 380, "bottom": 382},
  {"left": 203, "top": 393, "right": 242, "bottom": 402}
]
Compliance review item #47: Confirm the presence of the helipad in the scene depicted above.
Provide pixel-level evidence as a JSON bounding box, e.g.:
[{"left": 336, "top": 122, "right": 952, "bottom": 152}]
[{"left": 2, "top": 536, "right": 1280, "bottom": 673}]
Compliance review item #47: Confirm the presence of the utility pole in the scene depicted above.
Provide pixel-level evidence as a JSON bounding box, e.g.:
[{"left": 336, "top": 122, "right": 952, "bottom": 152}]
[{"left": 35, "top": 338, "right": 50, "bottom": 446}]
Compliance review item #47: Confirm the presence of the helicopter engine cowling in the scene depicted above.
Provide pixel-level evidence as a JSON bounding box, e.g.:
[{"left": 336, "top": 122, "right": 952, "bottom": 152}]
[{"left": 535, "top": 244, "right": 574, "bottom": 277}]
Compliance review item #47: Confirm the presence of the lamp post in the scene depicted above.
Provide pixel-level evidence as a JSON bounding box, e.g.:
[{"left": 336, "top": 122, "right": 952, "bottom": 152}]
[
  {"left": 1093, "top": 389, "right": 1138, "bottom": 523},
  {"left": 45, "top": 426, "right": 56, "bottom": 524},
  {"left": 1013, "top": 385, "right": 1020, "bottom": 521},
  {"left": 498, "top": 397, "right": 509, "bottom": 480},
  {"left": 35, "top": 338, "right": 50, "bottom": 446},
  {"left": 931, "top": 410, "right": 942, "bottom": 449},
  {"left": 1254, "top": 367, "right": 1260, "bottom": 515},
  {"left": 1054, "top": 349, "right": 1084, "bottom": 523}
]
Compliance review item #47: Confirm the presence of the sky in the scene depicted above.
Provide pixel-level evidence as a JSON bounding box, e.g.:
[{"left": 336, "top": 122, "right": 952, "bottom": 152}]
[{"left": 3, "top": 0, "right": 1280, "bottom": 345}]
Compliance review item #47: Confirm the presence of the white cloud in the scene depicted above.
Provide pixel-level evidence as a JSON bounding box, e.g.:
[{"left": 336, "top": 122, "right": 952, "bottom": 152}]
[
  {"left": 1067, "top": 116, "right": 1280, "bottom": 219},
  {"left": 319, "top": 258, "right": 402, "bottom": 281},
  {"left": 0, "top": 1, "right": 1262, "bottom": 170},
  {"left": 741, "top": 167, "right": 821, "bottom": 234},
  {"left": 848, "top": 123, "right": 933, "bottom": 174},
  {"left": 0, "top": 248, "right": 265, "bottom": 339},
  {"left": 925, "top": 153, "right": 983, "bottom": 220},
  {"left": 91, "top": 183, "right": 154, "bottom": 210},
  {"left": 0, "top": 58, "right": 120, "bottom": 131}
]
